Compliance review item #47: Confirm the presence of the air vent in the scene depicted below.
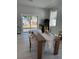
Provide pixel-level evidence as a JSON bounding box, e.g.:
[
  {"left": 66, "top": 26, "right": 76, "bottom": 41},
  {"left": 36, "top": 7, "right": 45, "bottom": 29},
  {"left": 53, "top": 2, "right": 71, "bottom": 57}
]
[{"left": 29, "top": 0, "right": 33, "bottom": 2}]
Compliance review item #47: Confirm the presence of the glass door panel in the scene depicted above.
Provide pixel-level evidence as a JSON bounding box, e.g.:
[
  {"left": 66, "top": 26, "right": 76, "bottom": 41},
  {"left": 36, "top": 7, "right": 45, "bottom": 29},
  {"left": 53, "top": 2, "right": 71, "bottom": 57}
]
[
  {"left": 31, "top": 16, "right": 38, "bottom": 28},
  {"left": 22, "top": 16, "right": 31, "bottom": 29}
]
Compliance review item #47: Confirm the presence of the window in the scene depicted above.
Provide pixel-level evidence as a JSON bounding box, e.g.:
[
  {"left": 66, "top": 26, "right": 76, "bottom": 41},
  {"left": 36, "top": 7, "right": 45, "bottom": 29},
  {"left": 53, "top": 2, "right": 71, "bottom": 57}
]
[{"left": 50, "top": 10, "right": 57, "bottom": 27}]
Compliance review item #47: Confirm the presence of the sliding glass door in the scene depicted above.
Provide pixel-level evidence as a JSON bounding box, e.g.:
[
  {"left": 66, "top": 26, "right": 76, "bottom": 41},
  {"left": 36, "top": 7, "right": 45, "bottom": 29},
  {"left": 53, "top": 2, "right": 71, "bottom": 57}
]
[{"left": 22, "top": 16, "right": 38, "bottom": 32}]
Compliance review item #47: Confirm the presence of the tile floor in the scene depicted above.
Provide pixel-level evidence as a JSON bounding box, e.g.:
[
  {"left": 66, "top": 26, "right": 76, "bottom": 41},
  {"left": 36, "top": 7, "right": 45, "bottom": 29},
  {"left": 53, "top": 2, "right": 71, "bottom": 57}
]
[{"left": 17, "top": 32, "right": 62, "bottom": 59}]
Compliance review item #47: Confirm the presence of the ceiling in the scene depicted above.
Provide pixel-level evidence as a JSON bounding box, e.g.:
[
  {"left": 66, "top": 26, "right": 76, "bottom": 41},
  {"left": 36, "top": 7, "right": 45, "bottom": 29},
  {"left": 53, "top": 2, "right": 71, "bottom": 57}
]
[{"left": 17, "top": 0, "right": 62, "bottom": 8}]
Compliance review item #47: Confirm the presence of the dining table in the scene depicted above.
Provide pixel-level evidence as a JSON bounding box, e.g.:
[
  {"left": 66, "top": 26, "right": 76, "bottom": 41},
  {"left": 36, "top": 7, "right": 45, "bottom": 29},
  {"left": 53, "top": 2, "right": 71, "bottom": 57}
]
[{"left": 29, "top": 31, "right": 61, "bottom": 59}]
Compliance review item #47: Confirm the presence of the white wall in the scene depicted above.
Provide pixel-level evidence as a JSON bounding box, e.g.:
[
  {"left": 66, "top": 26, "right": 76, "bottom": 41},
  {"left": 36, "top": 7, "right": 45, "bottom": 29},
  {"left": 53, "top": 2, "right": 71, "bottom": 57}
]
[
  {"left": 17, "top": 4, "right": 62, "bottom": 34},
  {"left": 17, "top": 4, "right": 47, "bottom": 33},
  {"left": 49, "top": 6, "right": 62, "bottom": 34},
  {"left": 17, "top": 4, "right": 47, "bottom": 24}
]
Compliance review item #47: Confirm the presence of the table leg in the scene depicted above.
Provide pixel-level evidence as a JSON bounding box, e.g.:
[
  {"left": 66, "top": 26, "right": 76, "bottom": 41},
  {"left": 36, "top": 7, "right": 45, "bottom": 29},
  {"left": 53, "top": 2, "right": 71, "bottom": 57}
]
[
  {"left": 53, "top": 40, "right": 60, "bottom": 55},
  {"left": 37, "top": 41, "right": 43, "bottom": 59}
]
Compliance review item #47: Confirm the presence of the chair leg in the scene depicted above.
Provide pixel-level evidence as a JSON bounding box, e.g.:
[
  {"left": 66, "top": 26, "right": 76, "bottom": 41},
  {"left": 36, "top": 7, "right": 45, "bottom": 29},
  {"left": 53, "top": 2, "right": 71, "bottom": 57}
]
[{"left": 29, "top": 38, "right": 31, "bottom": 52}]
